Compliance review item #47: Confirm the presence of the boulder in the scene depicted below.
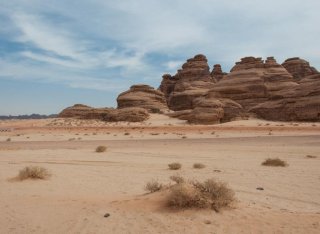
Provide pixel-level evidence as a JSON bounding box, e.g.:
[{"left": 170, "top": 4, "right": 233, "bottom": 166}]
[{"left": 117, "top": 84, "right": 168, "bottom": 113}]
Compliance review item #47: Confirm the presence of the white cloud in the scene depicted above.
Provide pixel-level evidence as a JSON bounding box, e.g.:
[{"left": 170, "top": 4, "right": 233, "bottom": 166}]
[{"left": 0, "top": 0, "right": 319, "bottom": 89}]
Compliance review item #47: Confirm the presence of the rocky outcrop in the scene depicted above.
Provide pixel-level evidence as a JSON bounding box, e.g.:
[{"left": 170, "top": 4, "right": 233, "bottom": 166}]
[
  {"left": 250, "top": 73, "right": 320, "bottom": 121},
  {"left": 207, "top": 56, "right": 297, "bottom": 109},
  {"left": 58, "top": 104, "right": 93, "bottom": 118},
  {"left": 160, "top": 54, "right": 216, "bottom": 111},
  {"left": 117, "top": 84, "right": 168, "bottom": 113},
  {"left": 104, "top": 107, "right": 150, "bottom": 122},
  {"left": 211, "top": 64, "right": 226, "bottom": 82},
  {"left": 159, "top": 74, "right": 179, "bottom": 101},
  {"left": 167, "top": 56, "right": 319, "bottom": 123},
  {"left": 282, "top": 57, "right": 319, "bottom": 80},
  {"left": 58, "top": 105, "right": 149, "bottom": 122}
]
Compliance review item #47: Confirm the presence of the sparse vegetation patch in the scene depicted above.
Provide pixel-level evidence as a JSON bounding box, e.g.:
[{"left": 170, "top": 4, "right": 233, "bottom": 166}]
[
  {"left": 261, "top": 158, "right": 287, "bottom": 167},
  {"left": 17, "top": 166, "right": 51, "bottom": 180},
  {"left": 193, "top": 163, "right": 206, "bottom": 169},
  {"left": 168, "top": 163, "right": 182, "bottom": 170},
  {"left": 145, "top": 180, "right": 163, "bottom": 193},
  {"left": 167, "top": 178, "right": 235, "bottom": 212},
  {"left": 96, "top": 145, "right": 107, "bottom": 153}
]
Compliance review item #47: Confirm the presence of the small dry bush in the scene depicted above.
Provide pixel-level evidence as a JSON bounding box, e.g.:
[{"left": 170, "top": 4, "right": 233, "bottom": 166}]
[
  {"left": 193, "top": 163, "right": 205, "bottom": 169},
  {"left": 124, "top": 132, "right": 130, "bottom": 135},
  {"left": 6, "top": 138, "right": 11, "bottom": 142},
  {"left": 167, "top": 178, "right": 235, "bottom": 212},
  {"left": 145, "top": 180, "right": 163, "bottom": 193},
  {"left": 95, "top": 145, "right": 107, "bottom": 153},
  {"left": 306, "top": 155, "right": 317, "bottom": 159},
  {"left": 167, "top": 183, "right": 206, "bottom": 208},
  {"left": 18, "top": 166, "right": 51, "bottom": 180},
  {"left": 261, "top": 158, "right": 287, "bottom": 167},
  {"left": 168, "top": 163, "right": 182, "bottom": 170},
  {"left": 170, "top": 175, "right": 185, "bottom": 184}
]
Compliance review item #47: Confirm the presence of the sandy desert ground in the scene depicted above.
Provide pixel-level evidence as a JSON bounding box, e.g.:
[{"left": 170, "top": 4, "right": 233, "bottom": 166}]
[{"left": 0, "top": 115, "right": 319, "bottom": 234}]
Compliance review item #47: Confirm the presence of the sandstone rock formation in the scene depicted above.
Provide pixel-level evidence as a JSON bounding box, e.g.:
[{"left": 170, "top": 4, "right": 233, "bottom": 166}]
[
  {"left": 166, "top": 56, "right": 319, "bottom": 123},
  {"left": 207, "top": 56, "right": 298, "bottom": 109},
  {"left": 211, "top": 64, "right": 226, "bottom": 81},
  {"left": 58, "top": 104, "right": 149, "bottom": 122},
  {"left": 60, "top": 54, "right": 320, "bottom": 124},
  {"left": 58, "top": 104, "right": 93, "bottom": 118},
  {"left": 160, "top": 54, "right": 216, "bottom": 111},
  {"left": 282, "top": 57, "right": 319, "bottom": 80},
  {"left": 117, "top": 84, "right": 168, "bottom": 113}
]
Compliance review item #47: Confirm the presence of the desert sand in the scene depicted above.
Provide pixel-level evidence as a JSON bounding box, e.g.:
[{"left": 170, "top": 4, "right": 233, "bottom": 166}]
[{"left": 0, "top": 115, "right": 319, "bottom": 234}]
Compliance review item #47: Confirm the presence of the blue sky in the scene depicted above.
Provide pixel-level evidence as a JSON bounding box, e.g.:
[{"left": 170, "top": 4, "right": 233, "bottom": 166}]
[{"left": 0, "top": 0, "right": 319, "bottom": 115}]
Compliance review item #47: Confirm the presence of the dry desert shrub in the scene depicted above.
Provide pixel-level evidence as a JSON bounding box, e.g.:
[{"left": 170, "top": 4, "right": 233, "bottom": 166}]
[
  {"left": 169, "top": 175, "right": 185, "bottom": 184},
  {"left": 168, "top": 163, "right": 182, "bottom": 170},
  {"left": 167, "top": 178, "right": 235, "bottom": 212},
  {"left": 18, "top": 166, "right": 51, "bottom": 180},
  {"left": 193, "top": 163, "right": 206, "bottom": 169},
  {"left": 6, "top": 138, "right": 11, "bottom": 142},
  {"left": 167, "top": 183, "right": 206, "bottom": 208},
  {"left": 306, "top": 155, "right": 317, "bottom": 159},
  {"left": 261, "top": 158, "right": 287, "bottom": 167},
  {"left": 95, "top": 145, "right": 107, "bottom": 153},
  {"left": 124, "top": 132, "right": 130, "bottom": 135},
  {"left": 145, "top": 180, "right": 163, "bottom": 193}
]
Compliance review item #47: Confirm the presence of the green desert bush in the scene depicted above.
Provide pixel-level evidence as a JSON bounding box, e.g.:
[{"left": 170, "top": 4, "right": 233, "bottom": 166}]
[
  {"left": 95, "top": 145, "right": 107, "bottom": 153},
  {"left": 18, "top": 166, "right": 51, "bottom": 180},
  {"left": 193, "top": 163, "right": 206, "bottom": 169},
  {"left": 145, "top": 180, "right": 163, "bottom": 193},
  {"left": 261, "top": 158, "right": 287, "bottom": 167},
  {"left": 168, "top": 163, "right": 182, "bottom": 170}
]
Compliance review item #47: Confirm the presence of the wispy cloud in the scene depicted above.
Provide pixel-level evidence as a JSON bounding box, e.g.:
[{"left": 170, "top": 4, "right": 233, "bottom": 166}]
[{"left": 0, "top": 0, "right": 320, "bottom": 92}]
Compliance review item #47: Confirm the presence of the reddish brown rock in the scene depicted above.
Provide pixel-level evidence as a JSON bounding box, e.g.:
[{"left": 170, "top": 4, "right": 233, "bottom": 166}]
[
  {"left": 117, "top": 84, "right": 168, "bottom": 113},
  {"left": 162, "top": 54, "right": 216, "bottom": 111},
  {"left": 208, "top": 56, "right": 297, "bottom": 109},
  {"left": 58, "top": 105, "right": 149, "bottom": 122},
  {"left": 282, "top": 57, "right": 319, "bottom": 80},
  {"left": 159, "top": 74, "right": 179, "bottom": 101},
  {"left": 58, "top": 104, "right": 93, "bottom": 118},
  {"left": 211, "top": 64, "right": 226, "bottom": 82}
]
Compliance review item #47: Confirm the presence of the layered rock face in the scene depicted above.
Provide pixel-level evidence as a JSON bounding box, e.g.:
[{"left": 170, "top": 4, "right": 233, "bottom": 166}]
[
  {"left": 251, "top": 62, "right": 320, "bottom": 121},
  {"left": 160, "top": 54, "right": 216, "bottom": 111},
  {"left": 208, "top": 57, "right": 298, "bottom": 109},
  {"left": 167, "top": 56, "right": 320, "bottom": 123},
  {"left": 282, "top": 57, "right": 319, "bottom": 80},
  {"left": 210, "top": 64, "right": 226, "bottom": 81},
  {"left": 117, "top": 84, "right": 168, "bottom": 113},
  {"left": 58, "top": 104, "right": 93, "bottom": 118},
  {"left": 58, "top": 104, "right": 149, "bottom": 122}
]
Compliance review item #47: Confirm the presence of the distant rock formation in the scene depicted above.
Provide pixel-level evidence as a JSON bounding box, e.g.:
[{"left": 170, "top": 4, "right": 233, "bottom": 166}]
[
  {"left": 58, "top": 104, "right": 149, "bottom": 122},
  {"left": 58, "top": 104, "right": 93, "bottom": 118},
  {"left": 160, "top": 54, "right": 216, "bottom": 111},
  {"left": 117, "top": 84, "right": 168, "bottom": 113},
  {"left": 210, "top": 64, "right": 226, "bottom": 82},
  {"left": 282, "top": 57, "right": 319, "bottom": 80},
  {"left": 208, "top": 56, "right": 297, "bottom": 109},
  {"left": 165, "top": 56, "right": 320, "bottom": 123},
  {"left": 59, "top": 54, "right": 320, "bottom": 124}
]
